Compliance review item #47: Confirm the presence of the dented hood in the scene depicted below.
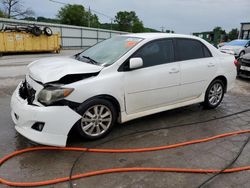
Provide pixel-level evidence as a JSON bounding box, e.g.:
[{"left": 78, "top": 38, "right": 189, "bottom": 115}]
[{"left": 28, "top": 57, "right": 103, "bottom": 83}]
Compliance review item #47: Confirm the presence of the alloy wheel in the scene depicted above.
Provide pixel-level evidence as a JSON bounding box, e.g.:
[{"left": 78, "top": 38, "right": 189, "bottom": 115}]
[
  {"left": 80, "top": 105, "right": 112, "bottom": 137},
  {"left": 208, "top": 83, "right": 223, "bottom": 106}
]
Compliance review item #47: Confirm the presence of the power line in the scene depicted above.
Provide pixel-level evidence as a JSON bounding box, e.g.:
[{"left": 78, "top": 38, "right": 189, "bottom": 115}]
[
  {"left": 49, "top": 0, "right": 114, "bottom": 20},
  {"left": 49, "top": 0, "right": 67, "bottom": 5},
  {"left": 49, "top": 0, "right": 114, "bottom": 30}
]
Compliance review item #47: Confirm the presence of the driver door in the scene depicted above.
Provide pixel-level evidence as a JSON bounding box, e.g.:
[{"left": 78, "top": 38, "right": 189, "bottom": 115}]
[{"left": 122, "top": 39, "right": 181, "bottom": 114}]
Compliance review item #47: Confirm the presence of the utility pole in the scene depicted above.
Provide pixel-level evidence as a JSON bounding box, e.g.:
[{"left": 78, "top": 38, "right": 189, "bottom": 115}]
[
  {"left": 88, "top": 6, "right": 91, "bottom": 27},
  {"left": 160, "top": 26, "right": 165, "bottom": 33},
  {"left": 110, "top": 18, "right": 113, "bottom": 31},
  {"left": 50, "top": 0, "right": 115, "bottom": 30}
]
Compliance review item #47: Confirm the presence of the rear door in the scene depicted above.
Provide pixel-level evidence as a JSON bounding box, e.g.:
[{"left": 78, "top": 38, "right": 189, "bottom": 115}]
[{"left": 175, "top": 38, "right": 217, "bottom": 100}]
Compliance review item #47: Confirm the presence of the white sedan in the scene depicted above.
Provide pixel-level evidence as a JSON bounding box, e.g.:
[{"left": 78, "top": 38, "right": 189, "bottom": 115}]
[
  {"left": 219, "top": 39, "right": 250, "bottom": 57},
  {"left": 11, "top": 33, "right": 236, "bottom": 146}
]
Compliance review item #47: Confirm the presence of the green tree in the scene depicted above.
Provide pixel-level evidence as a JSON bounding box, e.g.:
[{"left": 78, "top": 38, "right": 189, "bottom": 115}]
[
  {"left": 100, "top": 23, "right": 118, "bottom": 30},
  {"left": 213, "top": 26, "right": 226, "bottom": 36},
  {"left": 213, "top": 26, "right": 226, "bottom": 44},
  {"left": 144, "top": 27, "right": 159, "bottom": 32},
  {"left": 57, "top": 4, "right": 99, "bottom": 27},
  {"left": 132, "top": 20, "right": 144, "bottom": 33},
  {"left": 89, "top": 14, "right": 99, "bottom": 28},
  {"left": 115, "top": 11, "right": 144, "bottom": 32},
  {"left": 0, "top": 9, "right": 5, "bottom": 17},
  {"left": 228, "top": 28, "right": 239, "bottom": 41},
  {"left": 22, "top": 16, "right": 36, "bottom": 21},
  {"left": 37, "top": 17, "right": 59, "bottom": 24},
  {"left": 165, "top": 30, "right": 175, "bottom": 33}
]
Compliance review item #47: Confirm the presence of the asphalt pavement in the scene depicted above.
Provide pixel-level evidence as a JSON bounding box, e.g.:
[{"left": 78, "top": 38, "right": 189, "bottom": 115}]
[{"left": 0, "top": 52, "right": 250, "bottom": 188}]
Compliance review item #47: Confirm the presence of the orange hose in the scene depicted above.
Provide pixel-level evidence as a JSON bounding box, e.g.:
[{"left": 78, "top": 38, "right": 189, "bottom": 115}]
[{"left": 1, "top": 129, "right": 250, "bottom": 187}]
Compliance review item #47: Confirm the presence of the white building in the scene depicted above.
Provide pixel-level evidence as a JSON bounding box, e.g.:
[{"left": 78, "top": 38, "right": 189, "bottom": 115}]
[{"left": 239, "top": 22, "right": 250, "bottom": 39}]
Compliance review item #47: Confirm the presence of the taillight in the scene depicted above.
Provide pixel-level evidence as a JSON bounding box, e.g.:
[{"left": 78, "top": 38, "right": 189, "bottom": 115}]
[{"left": 234, "top": 59, "right": 239, "bottom": 66}]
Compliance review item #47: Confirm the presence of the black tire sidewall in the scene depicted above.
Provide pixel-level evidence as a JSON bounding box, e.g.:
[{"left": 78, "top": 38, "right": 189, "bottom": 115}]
[
  {"left": 32, "top": 27, "right": 42, "bottom": 36},
  {"left": 44, "top": 27, "right": 53, "bottom": 36},
  {"left": 76, "top": 98, "right": 117, "bottom": 140},
  {"left": 204, "top": 79, "right": 225, "bottom": 109}
]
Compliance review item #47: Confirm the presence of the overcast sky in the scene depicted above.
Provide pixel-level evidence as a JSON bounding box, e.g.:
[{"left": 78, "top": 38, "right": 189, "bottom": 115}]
[{"left": 20, "top": 0, "right": 250, "bottom": 33}]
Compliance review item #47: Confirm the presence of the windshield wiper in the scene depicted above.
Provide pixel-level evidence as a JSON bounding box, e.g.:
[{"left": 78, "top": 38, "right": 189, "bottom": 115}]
[{"left": 76, "top": 54, "right": 99, "bottom": 65}]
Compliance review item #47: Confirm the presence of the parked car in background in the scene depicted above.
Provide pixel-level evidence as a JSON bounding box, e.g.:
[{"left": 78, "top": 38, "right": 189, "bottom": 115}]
[
  {"left": 236, "top": 53, "right": 250, "bottom": 78},
  {"left": 217, "top": 42, "right": 227, "bottom": 48},
  {"left": 219, "top": 39, "right": 250, "bottom": 57},
  {"left": 11, "top": 33, "right": 236, "bottom": 146}
]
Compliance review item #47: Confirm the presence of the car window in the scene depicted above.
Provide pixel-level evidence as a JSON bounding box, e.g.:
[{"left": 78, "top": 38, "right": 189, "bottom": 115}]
[
  {"left": 78, "top": 36, "right": 143, "bottom": 66},
  {"left": 203, "top": 45, "right": 212, "bottom": 57},
  {"left": 133, "top": 39, "right": 174, "bottom": 68},
  {"left": 176, "top": 38, "right": 210, "bottom": 61},
  {"left": 227, "top": 40, "right": 248, "bottom": 46}
]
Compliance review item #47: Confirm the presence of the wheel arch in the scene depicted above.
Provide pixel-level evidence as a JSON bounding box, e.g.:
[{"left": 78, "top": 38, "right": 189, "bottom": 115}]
[
  {"left": 68, "top": 94, "right": 121, "bottom": 138},
  {"left": 93, "top": 94, "right": 121, "bottom": 114},
  {"left": 210, "top": 75, "right": 228, "bottom": 93}
]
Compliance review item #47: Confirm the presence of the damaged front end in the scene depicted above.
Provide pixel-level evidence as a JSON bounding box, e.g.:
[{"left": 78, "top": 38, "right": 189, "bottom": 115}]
[
  {"left": 21, "top": 56, "right": 103, "bottom": 107},
  {"left": 21, "top": 71, "right": 99, "bottom": 109},
  {"left": 47, "top": 72, "right": 99, "bottom": 85},
  {"left": 19, "top": 80, "right": 36, "bottom": 105},
  {"left": 11, "top": 70, "right": 100, "bottom": 146}
]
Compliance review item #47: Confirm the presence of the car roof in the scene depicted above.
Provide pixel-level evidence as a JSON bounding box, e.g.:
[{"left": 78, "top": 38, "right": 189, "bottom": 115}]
[
  {"left": 231, "top": 39, "right": 250, "bottom": 42},
  {"left": 123, "top": 32, "right": 201, "bottom": 40}
]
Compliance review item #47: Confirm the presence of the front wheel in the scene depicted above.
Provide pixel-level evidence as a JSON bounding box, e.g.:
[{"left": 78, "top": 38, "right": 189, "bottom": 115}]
[
  {"left": 76, "top": 99, "right": 117, "bottom": 140},
  {"left": 203, "top": 79, "right": 225, "bottom": 109},
  {"left": 239, "top": 51, "right": 245, "bottom": 57}
]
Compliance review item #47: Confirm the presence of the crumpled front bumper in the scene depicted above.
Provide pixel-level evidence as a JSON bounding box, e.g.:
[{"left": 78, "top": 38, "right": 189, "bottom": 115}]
[{"left": 10, "top": 83, "right": 81, "bottom": 146}]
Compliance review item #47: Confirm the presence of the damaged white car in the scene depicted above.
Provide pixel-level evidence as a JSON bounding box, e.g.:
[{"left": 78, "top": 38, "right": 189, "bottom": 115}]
[{"left": 11, "top": 33, "right": 236, "bottom": 146}]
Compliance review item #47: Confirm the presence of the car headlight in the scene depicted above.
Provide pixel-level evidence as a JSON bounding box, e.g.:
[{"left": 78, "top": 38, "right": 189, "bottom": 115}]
[
  {"left": 228, "top": 50, "right": 235, "bottom": 55},
  {"left": 38, "top": 87, "right": 74, "bottom": 105}
]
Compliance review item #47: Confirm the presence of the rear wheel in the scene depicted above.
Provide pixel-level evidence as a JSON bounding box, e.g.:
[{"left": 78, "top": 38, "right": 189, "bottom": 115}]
[
  {"left": 203, "top": 79, "right": 225, "bottom": 109},
  {"left": 76, "top": 99, "right": 117, "bottom": 140}
]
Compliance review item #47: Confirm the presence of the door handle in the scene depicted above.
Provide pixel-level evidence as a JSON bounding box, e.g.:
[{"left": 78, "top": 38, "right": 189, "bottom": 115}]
[
  {"left": 207, "top": 63, "right": 215, "bottom": 67},
  {"left": 169, "top": 68, "right": 180, "bottom": 74}
]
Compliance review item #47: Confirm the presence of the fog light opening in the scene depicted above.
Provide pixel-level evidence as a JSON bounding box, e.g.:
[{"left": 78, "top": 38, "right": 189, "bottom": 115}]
[
  {"left": 14, "top": 113, "right": 19, "bottom": 120},
  {"left": 32, "top": 122, "right": 45, "bottom": 132}
]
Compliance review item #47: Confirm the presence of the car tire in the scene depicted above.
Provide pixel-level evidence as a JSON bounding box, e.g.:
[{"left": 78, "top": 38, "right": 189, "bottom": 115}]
[
  {"left": 44, "top": 27, "right": 53, "bottom": 36},
  {"left": 76, "top": 98, "right": 117, "bottom": 140},
  {"left": 31, "top": 26, "right": 42, "bottom": 36},
  {"left": 203, "top": 79, "right": 225, "bottom": 109},
  {"left": 239, "top": 51, "right": 245, "bottom": 57}
]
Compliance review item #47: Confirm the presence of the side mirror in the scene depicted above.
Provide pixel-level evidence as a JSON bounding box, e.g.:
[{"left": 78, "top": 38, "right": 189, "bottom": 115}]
[{"left": 129, "top": 57, "right": 143, "bottom": 70}]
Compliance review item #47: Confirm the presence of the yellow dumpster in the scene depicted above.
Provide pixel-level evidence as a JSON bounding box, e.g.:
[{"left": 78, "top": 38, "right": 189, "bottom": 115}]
[{"left": 0, "top": 32, "right": 61, "bottom": 56}]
